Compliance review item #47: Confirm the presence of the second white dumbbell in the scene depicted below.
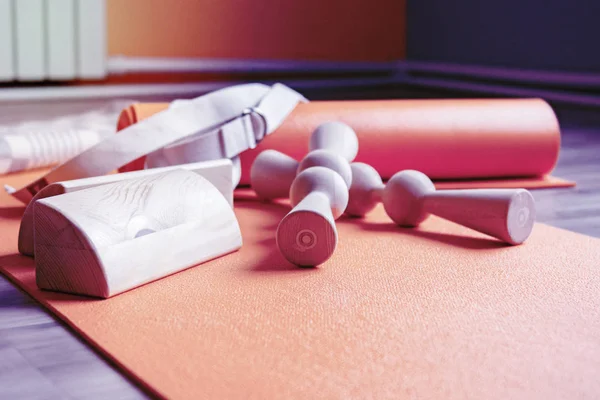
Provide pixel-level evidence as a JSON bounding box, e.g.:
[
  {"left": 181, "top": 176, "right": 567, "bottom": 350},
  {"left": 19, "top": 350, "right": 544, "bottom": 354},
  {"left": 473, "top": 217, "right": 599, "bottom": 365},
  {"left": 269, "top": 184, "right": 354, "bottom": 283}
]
[
  {"left": 250, "top": 121, "right": 358, "bottom": 199},
  {"left": 347, "top": 163, "right": 536, "bottom": 245}
]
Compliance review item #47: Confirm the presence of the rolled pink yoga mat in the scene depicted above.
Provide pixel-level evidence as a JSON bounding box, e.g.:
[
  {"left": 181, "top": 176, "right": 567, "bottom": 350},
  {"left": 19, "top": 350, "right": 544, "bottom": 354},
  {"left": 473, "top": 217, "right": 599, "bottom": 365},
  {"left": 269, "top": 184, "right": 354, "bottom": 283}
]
[{"left": 117, "top": 97, "right": 572, "bottom": 189}]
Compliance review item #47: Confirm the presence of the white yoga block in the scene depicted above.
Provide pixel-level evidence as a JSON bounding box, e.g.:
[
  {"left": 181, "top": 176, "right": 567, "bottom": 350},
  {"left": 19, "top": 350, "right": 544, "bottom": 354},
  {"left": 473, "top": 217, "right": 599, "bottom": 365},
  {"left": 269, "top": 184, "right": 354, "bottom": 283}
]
[
  {"left": 33, "top": 169, "right": 242, "bottom": 298},
  {"left": 18, "top": 159, "right": 234, "bottom": 257}
]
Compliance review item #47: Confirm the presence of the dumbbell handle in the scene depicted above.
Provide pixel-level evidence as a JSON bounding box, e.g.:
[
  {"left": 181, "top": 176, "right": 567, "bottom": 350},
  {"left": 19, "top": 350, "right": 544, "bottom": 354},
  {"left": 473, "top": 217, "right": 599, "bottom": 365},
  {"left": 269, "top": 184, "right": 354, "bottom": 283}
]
[
  {"left": 277, "top": 167, "right": 349, "bottom": 266},
  {"left": 370, "top": 185, "right": 385, "bottom": 201},
  {"left": 251, "top": 150, "right": 299, "bottom": 199},
  {"left": 309, "top": 121, "right": 359, "bottom": 162},
  {"left": 422, "top": 189, "right": 535, "bottom": 245},
  {"left": 277, "top": 191, "right": 339, "bottom": 266},
  {"left": 345, "top": 162, "right": 385, "bottom": 217}
]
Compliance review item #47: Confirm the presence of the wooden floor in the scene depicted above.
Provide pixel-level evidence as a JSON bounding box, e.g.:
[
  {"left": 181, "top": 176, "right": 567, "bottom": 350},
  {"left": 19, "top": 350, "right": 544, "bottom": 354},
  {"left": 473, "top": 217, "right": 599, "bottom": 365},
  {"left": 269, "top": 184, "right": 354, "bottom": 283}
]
[{"left": 0, "top": 124, "right": 599, "bottom": 399}]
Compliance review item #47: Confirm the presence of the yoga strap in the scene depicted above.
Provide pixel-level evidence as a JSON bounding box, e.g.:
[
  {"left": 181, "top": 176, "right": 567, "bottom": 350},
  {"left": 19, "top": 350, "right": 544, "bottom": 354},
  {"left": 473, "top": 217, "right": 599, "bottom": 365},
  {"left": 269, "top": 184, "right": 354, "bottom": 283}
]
[{"left": 6, "top": 83, "right": 307, "bottom": 204}]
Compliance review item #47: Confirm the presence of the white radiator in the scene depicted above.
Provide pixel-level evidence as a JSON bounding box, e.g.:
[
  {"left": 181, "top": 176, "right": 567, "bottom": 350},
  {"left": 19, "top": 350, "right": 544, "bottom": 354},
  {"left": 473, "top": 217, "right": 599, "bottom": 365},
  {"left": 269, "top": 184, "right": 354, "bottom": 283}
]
[{"left": 0, "top": 0, "right": 106, "bottom": 82}]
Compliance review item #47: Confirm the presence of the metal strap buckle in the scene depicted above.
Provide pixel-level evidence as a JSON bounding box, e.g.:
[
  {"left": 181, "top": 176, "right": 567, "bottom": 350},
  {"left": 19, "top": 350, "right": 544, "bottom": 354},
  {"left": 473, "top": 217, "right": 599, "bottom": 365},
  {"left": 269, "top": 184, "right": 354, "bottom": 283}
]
[{"left": 241, "top": 107, "right": 269, "bottom": 146}]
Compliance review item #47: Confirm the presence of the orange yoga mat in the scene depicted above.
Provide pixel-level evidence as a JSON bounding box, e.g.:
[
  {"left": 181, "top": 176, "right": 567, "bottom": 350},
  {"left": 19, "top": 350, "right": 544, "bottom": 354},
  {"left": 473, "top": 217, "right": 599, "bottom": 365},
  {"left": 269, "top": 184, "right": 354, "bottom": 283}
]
[
  {"left": 117, "top": 98, "right": 574, "bottom": 189},
  {"left": 1, "top": 171, "right": 599, "bottom": 399}
]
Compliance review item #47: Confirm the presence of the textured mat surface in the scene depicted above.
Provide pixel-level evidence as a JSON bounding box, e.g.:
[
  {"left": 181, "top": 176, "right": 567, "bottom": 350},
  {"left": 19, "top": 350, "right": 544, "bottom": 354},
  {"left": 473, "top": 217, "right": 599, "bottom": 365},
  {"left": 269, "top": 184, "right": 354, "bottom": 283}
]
[{"left": 0, "top": 172, "right": 598, "bottom": 399}]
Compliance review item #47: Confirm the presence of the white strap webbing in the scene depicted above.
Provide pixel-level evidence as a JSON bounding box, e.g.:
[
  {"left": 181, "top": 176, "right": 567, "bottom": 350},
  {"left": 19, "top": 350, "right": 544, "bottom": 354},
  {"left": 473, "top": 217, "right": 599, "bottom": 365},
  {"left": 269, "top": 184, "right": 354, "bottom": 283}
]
[
  {"left": 7, "top": 83, "right": 307, "bottom": 204},
  {"left": 146, "top": 83, "right": 305, "bottom": 168}
]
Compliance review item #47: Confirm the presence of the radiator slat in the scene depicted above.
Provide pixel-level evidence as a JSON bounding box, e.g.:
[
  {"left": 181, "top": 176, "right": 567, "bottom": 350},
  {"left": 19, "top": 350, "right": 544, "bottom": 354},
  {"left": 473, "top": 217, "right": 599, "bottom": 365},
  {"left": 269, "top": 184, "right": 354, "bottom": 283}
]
[
  {"left": 47, "top": 0, "right": 76, "bottom": 80},
  {"left": 0, "top": 0, "right": 15, "bottom": 81},
  {"left": 76, "top": 0, "right": 107, "bottom": 79},
  {"left": 14, "top": 0, "right": 46, "bottom": 81}
]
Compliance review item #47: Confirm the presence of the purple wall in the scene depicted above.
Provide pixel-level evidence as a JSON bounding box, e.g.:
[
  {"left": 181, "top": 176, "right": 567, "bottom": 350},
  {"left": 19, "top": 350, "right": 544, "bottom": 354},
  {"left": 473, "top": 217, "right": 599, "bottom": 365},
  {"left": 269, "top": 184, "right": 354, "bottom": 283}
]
[{"left": 406, "top": 0, "right": 600, "bottom": 72}]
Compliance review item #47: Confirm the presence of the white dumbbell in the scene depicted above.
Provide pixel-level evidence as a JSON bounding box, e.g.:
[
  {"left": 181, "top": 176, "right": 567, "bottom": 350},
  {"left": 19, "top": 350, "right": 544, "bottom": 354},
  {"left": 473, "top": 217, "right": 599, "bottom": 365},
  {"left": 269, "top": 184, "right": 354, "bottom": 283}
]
[
  {"left": 347, "top": 164, "right": 536, "bottom": 245},
  {"left": 250, "top": 121, "right": 358, "bottom": 199},
  {"left": 309, "top": 121, "right": 359, "bottom": 161},
  {"left": 276, "top": 167, "right": 349, "bottom": 266}
]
